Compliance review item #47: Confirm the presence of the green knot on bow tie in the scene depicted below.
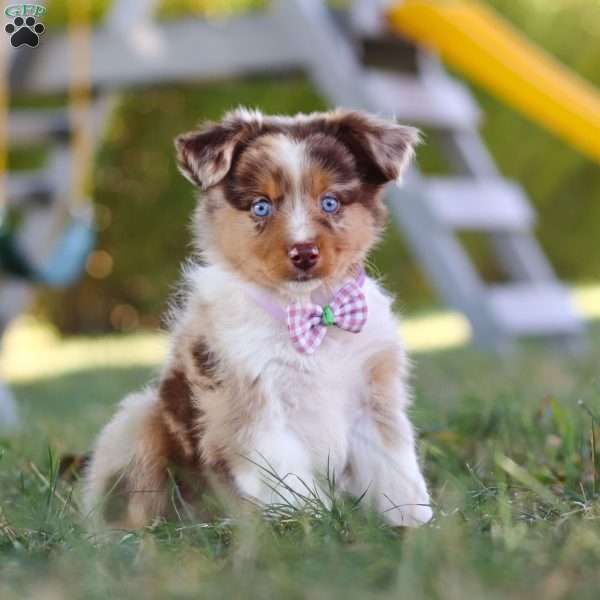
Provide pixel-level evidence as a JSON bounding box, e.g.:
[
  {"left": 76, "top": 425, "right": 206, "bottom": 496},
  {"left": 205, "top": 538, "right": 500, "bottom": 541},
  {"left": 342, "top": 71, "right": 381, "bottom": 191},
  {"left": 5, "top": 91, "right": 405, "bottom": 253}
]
[{"left": 321, "top": 304, "right": 336, "bottom": 327}]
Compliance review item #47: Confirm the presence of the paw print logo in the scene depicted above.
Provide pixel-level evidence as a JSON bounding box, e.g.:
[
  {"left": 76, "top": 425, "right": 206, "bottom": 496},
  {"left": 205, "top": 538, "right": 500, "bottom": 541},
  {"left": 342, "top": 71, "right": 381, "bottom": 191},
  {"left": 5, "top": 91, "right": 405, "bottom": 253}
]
[{"left": 5, "top": 16, "right": 45, "bottom": 48}]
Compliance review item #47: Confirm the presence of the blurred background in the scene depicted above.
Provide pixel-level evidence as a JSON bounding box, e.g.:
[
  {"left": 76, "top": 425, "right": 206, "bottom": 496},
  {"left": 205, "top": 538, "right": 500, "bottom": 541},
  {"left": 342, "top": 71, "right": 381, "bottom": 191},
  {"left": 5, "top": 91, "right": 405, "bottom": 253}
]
[
  {"left": 1, "top": 0, "right": 599, "bottom": 428},
  {"left": 3, "top": 4, "right": 600, "bottom": 595}
]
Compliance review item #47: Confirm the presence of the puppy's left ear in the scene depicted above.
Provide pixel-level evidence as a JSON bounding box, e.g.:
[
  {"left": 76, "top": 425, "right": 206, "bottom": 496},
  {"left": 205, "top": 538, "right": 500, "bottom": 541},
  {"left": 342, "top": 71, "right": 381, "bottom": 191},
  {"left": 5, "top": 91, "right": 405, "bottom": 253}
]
[{"left": 332, "top": 110, "right": 420, "bottom": 185}]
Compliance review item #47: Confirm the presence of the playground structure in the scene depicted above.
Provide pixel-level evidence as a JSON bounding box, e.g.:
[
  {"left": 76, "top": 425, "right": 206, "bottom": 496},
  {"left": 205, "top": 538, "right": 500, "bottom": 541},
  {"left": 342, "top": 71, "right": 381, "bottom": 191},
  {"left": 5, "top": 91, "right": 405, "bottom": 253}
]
[{"left": 2, "top": 0, "right": 599, "bottom": 428}]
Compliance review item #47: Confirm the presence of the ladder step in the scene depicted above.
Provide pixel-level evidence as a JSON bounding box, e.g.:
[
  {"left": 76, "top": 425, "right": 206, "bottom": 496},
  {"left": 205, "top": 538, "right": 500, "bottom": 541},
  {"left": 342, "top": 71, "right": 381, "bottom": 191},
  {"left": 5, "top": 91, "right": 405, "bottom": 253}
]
[
  {"left": 423, "top": 177, "right": 534, "bottom": 231},
  {"left": 6, "top": 171, "right": 54, "bottom": 206},
  {"left": 9, "top": 109, "right": 70, "bottom": 145},
  {"left": 487, "top": 283, "right": 583, "bottom": 336},
  {"left": 364, "top": 71, "right": 480, "bottom": 130},
  {"left": 361, "top": 35, "right": 419, "bottom": 73}
]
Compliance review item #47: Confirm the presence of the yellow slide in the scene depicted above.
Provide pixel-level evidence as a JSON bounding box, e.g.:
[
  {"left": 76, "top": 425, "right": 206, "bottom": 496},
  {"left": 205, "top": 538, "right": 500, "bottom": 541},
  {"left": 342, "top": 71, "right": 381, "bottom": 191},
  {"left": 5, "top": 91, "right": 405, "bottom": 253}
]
[{"left": 387, "top": 0, "right": 600, "bottom": 164}]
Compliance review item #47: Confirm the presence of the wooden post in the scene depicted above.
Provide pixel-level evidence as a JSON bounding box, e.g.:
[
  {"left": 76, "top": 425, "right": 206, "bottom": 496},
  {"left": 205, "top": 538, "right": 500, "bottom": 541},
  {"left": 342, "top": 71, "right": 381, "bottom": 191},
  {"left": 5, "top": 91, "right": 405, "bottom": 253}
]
[{"left": 68, "top": 0, "right": 93, "bottom": 209}]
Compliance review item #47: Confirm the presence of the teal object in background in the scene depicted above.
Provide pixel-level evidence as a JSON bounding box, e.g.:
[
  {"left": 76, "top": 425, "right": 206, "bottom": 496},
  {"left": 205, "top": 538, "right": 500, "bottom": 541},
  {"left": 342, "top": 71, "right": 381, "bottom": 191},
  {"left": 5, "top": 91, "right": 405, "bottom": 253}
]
[{"left": 0, "top": 219, "right": 95, "bottom": 288}]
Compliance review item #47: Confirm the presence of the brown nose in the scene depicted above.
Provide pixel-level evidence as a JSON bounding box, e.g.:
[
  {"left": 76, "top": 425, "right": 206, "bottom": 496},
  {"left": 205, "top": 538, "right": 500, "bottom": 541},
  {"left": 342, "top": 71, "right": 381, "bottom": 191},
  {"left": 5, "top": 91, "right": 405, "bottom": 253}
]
[{"left": 288, "top": 243, "right": 320, "bottom": 271}]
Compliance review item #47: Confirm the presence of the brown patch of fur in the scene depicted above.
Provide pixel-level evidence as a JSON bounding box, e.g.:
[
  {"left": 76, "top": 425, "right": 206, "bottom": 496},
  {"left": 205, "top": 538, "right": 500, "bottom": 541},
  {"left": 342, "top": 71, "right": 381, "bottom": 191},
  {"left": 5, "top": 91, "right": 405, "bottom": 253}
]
[
  {"left": 127, "top": 346, "right": 248, "bottom": 519},
  {"left": 225, "top": 135, "right": 293, "bottom": 210},
  {"left": 162, "top": 412, "right": 195, "bottom": 461},
  {"left": 59, "top": 453, "right": 91, "bottom": 481},
  {"left": 158, "top": 369, "right": 202, "bottom": 464},
  {"left": 207, "top": 454, "right": 234, "bottom": 488},
  {"left": 301, "top": 133, "right": 388, "bottom": 227},
  {"left": 175, "top": 115, "right": 263, "bottom": 190},
  {"left": 325, "top": 110, "right": 416, "bottom": 184},
  {"left": 191, "top": 338, "right": 221, "bottom": 388},
  {"left": 366, "top": 347, "right": 403, "bottom": 446},
  {"left": 160, "top": 370, "right": 195, "bottom": 425},
  {"left": 120, "top": 405, "right": 172, "bottom": 528},
  {"left": 212, "top": 200, "right": 292, "bottom": 287},
  {"left": 305, "top": 165, "right": 333, "bottom": 201}
]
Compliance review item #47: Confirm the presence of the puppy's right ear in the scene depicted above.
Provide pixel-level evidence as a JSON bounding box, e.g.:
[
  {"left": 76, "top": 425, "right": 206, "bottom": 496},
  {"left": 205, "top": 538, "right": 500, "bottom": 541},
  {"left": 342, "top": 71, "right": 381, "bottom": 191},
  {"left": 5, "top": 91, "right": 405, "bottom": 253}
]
[
  {"left": 175, "top": 124, "right": 241, "bottom": 190},
  {"left": 175, "top": 109, "right": 263, "bottom": 190}
]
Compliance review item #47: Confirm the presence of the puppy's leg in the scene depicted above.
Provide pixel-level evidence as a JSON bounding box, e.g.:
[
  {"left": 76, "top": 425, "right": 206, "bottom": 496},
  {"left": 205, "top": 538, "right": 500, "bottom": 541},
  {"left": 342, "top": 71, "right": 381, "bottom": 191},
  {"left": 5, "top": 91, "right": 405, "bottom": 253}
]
[
  {"left": 83, "top": 388, "right": 169, "bottom": 530},
  {"left": 344, "top": 347, "right": 432, "bottom": 527},
  {"left": 234, "top": 423, "right": 315, "bottom": 507},
  {"left": 202, "top": 381, "right": 314, "bottom": 508}
]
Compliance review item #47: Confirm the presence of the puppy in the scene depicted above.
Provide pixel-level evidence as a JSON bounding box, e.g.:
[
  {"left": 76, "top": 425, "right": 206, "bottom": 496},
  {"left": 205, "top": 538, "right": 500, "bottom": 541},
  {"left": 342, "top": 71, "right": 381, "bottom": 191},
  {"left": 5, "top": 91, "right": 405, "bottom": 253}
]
[{"left": 83, "top": 108, "right": 432, "bottom": 529}]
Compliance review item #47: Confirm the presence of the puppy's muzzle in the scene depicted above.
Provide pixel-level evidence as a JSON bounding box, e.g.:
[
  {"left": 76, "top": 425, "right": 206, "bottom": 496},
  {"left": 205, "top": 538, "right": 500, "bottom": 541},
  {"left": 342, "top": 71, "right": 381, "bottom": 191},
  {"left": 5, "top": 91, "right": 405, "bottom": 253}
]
[{"left": 288, "top": 243, "right": 320, "bottom": 272}]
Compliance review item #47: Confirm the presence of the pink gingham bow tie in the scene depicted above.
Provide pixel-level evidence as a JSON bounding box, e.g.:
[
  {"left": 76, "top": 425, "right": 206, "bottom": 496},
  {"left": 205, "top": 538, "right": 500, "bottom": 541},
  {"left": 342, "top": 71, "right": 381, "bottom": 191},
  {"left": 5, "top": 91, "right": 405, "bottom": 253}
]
[{"left": 286, "top": 280, "right": 368, "bottom": 354}]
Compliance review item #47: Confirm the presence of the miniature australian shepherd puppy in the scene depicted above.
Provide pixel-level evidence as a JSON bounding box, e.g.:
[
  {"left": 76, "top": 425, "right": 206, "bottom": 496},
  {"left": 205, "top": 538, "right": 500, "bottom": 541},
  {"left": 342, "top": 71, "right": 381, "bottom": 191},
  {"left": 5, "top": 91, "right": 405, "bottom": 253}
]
[{"left": 83, "top": 107, "right": 432, "bottom": 529}]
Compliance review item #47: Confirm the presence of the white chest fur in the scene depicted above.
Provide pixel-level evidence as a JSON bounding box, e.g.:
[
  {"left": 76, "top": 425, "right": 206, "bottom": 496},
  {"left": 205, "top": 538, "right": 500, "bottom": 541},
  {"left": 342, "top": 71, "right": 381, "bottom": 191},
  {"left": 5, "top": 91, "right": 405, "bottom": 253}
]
[{"left": 178, "top": 265, "right": 406, "bottom": 504}]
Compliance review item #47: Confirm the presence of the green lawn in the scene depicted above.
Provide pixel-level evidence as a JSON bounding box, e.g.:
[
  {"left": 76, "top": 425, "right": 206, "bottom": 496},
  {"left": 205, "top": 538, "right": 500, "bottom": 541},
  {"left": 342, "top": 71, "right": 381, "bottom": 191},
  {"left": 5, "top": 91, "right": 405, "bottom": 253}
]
[{"left": 1, "top": 318, "right": 600, "bottom": 599}]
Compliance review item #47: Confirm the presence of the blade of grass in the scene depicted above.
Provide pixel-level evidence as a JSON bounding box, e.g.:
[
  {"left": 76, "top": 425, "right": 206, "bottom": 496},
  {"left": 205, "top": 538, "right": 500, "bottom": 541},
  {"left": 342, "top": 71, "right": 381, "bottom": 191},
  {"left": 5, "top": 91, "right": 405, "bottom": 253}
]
[{"left": 495, "top": 453, "right": 562, "bottom": 508}]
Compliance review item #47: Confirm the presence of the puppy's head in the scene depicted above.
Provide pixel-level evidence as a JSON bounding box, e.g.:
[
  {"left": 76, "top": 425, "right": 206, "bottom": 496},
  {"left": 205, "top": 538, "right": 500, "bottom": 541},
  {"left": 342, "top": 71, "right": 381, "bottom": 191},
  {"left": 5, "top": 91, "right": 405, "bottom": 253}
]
[{"left": 175, "top": 108, "right": 419, "bottom": 294}]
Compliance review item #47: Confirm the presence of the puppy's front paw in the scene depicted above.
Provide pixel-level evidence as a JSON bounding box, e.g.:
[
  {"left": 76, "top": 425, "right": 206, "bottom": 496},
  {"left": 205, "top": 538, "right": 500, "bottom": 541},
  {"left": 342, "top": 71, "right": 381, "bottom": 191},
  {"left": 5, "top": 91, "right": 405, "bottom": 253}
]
[
  {"left": 380, "top": 483, "right": 433, "bottom": 528},
  {"left": 383, "top": 500, "right": 433, "bottom": 528}
]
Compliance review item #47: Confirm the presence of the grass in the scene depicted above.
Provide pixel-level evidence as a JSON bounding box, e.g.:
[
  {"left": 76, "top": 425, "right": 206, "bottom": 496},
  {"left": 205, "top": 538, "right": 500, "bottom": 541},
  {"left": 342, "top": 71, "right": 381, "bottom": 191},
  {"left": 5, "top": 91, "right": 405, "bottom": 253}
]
[{"left": 1, "top": 316, "right": 600, "bottom": 599}]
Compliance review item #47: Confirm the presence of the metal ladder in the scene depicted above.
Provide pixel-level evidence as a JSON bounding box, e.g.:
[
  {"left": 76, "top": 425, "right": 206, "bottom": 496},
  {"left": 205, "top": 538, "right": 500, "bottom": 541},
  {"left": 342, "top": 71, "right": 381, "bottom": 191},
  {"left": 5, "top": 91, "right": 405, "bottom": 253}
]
[{"left": 279, "top": 0, "right": 584, "bottom": 351}]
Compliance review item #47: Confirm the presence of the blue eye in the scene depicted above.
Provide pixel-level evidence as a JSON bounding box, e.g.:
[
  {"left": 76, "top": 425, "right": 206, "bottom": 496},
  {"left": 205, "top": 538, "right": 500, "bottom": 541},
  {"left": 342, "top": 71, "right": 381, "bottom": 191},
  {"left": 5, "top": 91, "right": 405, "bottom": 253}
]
[
  {"left": 321, "top": 195, "right": 339, "bottom": 214},
  {"left": 251, "top": 198, "right": 272, "bottom": 218}
]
